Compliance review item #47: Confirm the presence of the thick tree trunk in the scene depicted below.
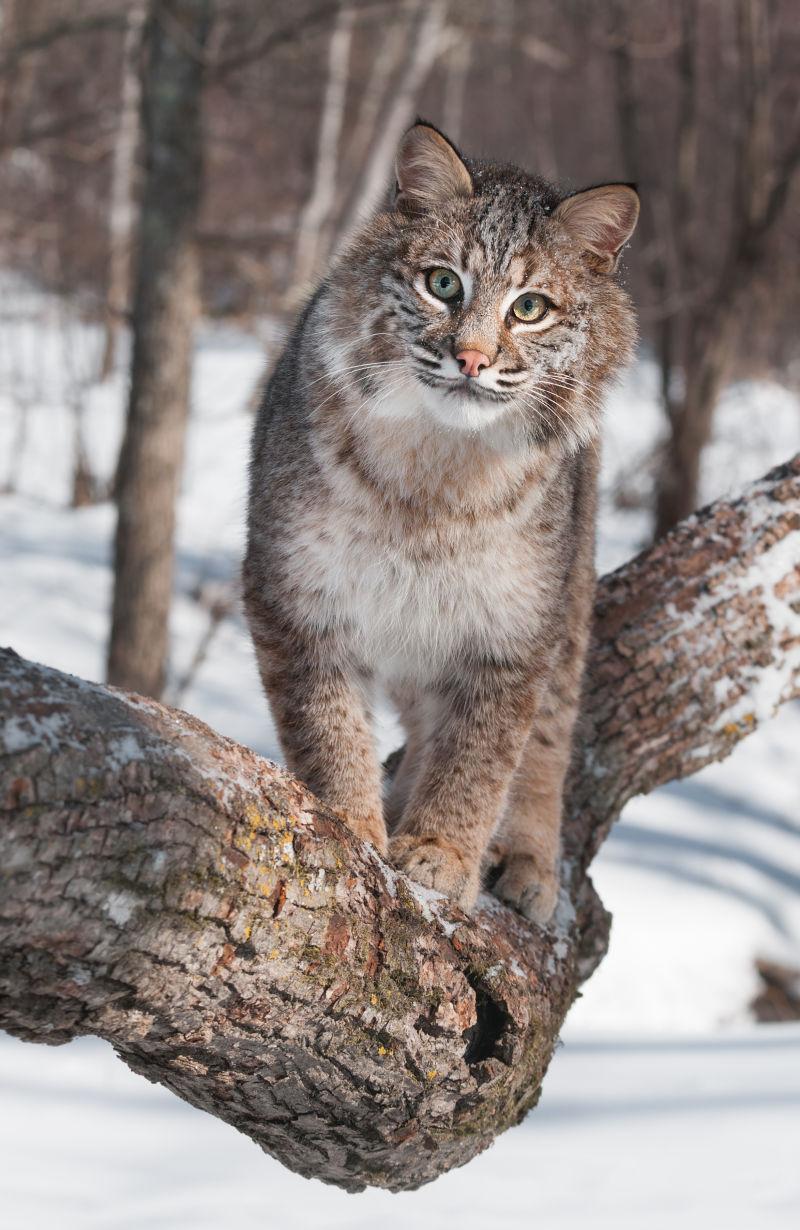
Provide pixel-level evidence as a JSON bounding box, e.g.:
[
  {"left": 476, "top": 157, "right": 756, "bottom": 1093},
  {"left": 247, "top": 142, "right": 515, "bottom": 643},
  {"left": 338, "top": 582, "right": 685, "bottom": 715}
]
[
  {"left": 2, "top": 456, "right": 798, "bottom": 1193},
  {"left": 106, "top": 0, "right": 212, "bottom": 700}
]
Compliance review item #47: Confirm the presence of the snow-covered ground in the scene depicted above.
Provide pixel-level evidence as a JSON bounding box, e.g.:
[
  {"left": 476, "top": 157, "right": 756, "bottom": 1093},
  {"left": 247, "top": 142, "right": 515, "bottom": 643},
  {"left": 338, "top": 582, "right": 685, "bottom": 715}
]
[
  {"left": 1, "top": 294, "right": 799, "bottom": 1228},
  {"left": 2, "top": 1025, "right": 799, "bottom": 1230}
]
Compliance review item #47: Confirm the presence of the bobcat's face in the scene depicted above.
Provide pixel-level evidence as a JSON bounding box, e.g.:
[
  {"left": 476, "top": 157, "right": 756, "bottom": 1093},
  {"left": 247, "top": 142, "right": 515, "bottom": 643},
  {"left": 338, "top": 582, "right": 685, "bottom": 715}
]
[
  {"left": 385, "top": 209, "right": 604, "bottom": 440},
  {"left": 331, "top": 124, "right": 638, "bottom": 451}
]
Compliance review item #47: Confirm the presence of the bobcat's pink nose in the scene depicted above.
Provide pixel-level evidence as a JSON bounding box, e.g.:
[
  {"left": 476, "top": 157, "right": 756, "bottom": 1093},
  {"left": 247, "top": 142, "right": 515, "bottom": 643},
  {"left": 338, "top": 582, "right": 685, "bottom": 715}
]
[{"left": 456, "top": 349, "right": 491, "bottom": 378}]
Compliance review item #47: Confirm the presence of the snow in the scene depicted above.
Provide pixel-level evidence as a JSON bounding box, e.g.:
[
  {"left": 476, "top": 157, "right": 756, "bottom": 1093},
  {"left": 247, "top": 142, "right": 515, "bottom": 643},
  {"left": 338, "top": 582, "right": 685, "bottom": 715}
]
[
  {"left": 0, "top": 1026, "right": 798, "bottom": 1230},
  {"left": 2, "top": 295, "right": 800, "bottom": 1227},
  {"left": 103, "top": 890, "right": 138, "bottom": 928}
]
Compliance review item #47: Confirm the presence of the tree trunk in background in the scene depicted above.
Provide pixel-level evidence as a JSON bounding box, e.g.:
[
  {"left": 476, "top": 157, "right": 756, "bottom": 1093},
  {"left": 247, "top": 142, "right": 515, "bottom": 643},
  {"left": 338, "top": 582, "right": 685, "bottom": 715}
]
[
  {"left": 333, "top": 0, "right": 446, "bottom": 247},
  {"left": 651, "top": 0, "right": 798, "bottom": 537},
  {"left": 0, "top": 0, "right": 41, "bottom": 154},
  {"left": 654, "top": 326, "right": 733, "bottom": 533},
  {"left": 604, "top": 0, "right": 798, "bottom": 540},
  {"left": 3, "top": 455, "right": 799, "bottom": 1192},
  {"left": 107, "top": 0, "right": 212, "bottom": 700},
  {"left": 339, "top": 8, "right": 409, "bottom": 192},
  {"left": 284, "top": 3, "right": 354, "bottom": 306},
  {"left": 99, "top": 0, "right": 147, "bottom": 381},
  {"left": 441, "top": 29, "right": 472, "bottom": 147}
]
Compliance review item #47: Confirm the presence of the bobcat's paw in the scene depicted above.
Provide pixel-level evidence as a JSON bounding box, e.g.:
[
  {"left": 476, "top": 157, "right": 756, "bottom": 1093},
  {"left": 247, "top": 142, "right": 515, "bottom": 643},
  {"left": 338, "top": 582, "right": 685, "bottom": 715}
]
[
  {"left": 493, "top": 853, "right": 558, "bottom": 925},
  {"left": 390, "top": 834, "right": 478, "bottom": 912}
]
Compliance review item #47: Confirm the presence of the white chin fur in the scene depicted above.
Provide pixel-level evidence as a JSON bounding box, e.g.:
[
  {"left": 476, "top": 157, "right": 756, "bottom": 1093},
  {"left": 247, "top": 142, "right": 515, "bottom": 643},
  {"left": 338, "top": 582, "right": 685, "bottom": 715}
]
[
  {"left": 367, "top": 370, "right": 510, "bottom": 432},
  {"left": 419, "top": 382, "right": 509, "bottom": 431}
]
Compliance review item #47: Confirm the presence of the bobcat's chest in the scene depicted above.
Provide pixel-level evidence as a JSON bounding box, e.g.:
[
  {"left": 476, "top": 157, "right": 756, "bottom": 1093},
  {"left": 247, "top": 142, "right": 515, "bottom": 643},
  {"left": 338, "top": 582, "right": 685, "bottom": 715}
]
[{"left": 287, "top": 500, "right": 547, "bottom": 682}]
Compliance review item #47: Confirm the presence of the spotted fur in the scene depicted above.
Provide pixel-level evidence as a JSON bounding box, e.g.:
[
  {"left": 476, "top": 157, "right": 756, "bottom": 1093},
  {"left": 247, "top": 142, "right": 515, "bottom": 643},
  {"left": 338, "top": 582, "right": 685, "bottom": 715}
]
[{"left": 243, "top": 123, "right": 638, "bottom": 922}]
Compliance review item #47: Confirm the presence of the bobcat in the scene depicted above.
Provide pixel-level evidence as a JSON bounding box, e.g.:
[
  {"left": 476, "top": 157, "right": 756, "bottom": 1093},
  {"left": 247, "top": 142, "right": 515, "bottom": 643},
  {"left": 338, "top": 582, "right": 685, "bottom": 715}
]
[{"left": 243, "top": 122, "right": 638, "bottom": 924}]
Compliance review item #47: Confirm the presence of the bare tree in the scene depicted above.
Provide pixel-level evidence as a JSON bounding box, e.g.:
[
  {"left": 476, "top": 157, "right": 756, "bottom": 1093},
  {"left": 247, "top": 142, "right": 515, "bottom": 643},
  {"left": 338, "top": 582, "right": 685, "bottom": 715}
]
[
  {"left": 333, "top": 0, "right": 447, "bottom": 247},
  {"left": 262, "top": 0, "right": 449, "bottom": 327},
  {"left": 652, "top": 0, "right": 800, "bottom": 534},
  {"left": 285, "top": 3, "right": 354, "bottom": 304},
  {"left": 3, "top": 454, "right": 798, "bottom": 1192},
  {"left": 99, "top": 0, "right": 147, "bottom": 380},
  {"left": 58, "top": 297, "right": 105, "bottom": 507},
  {"left": 107, "top": 0, "right": 213, "bottom": 699},
  {"left": 0, "top": 285, "right": 41, "bottom": 495},
  {"left": 339, "top": 6, "right": 410, "bottom": 185},
  {"left": 606, "top": 0, "right": 799, "bottom": 537},
  {"left": 0, "top": 0, "right": 43, "bottom": 153},
  {"left": 268, "top": 0, "right": 450, "bottom": 304},
  {"left": 165, "top": 577, "right": 236, "bottom": 708},
  {"left": 441, "top": 27, "right": 472, "bottom": 147}
]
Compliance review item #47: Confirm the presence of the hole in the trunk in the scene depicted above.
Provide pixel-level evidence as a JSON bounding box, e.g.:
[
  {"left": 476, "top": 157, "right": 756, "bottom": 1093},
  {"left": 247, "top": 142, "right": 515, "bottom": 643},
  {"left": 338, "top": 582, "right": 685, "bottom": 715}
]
[{"left": 462, "top": 974, "right": 511, "bottom": 1067}]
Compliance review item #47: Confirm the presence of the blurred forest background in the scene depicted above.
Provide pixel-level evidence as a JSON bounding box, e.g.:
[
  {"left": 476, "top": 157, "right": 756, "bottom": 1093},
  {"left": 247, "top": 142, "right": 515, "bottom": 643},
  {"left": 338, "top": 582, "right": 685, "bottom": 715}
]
[
  {"left": 2, "top": 9, "right": 800, "bottom": 1222},
  {"left": 0, "top": 0, "right": 798, "bottom": 700}
]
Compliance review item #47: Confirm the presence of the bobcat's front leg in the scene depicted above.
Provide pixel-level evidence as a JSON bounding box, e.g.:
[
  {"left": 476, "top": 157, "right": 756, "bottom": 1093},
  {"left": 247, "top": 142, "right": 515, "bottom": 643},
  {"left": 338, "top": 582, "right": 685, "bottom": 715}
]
[
  {"left": 249, "top": 620, "right": 386, "bottom": 854},
  {"left": 390, "top": 660, "right": 542, "bottom": 912}
]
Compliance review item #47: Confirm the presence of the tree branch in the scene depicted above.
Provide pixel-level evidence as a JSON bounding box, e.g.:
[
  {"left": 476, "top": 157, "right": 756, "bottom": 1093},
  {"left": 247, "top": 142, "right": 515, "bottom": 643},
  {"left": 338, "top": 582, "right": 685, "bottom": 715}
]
[
  {"left": 0, "top": 13, "right": 126, "bottom": 75},
  {"left": 1, "top": 455, "right": 798, "bottom": 1192},
  {"left": 211, "top": 0, "right": 399, "bottom": 79}
]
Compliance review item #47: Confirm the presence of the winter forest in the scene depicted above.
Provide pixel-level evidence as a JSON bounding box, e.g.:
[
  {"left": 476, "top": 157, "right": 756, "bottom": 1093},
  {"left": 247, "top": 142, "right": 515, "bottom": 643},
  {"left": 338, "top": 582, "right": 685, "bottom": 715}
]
[{"left": 1, "top": 1, "right": 799, "bottom": 1227}]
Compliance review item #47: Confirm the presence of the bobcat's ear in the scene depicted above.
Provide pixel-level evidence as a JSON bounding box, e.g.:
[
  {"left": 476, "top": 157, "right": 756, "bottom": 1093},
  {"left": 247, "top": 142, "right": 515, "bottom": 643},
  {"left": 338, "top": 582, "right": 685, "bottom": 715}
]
[
  {"left": 552, "top": 184, "right": 639, "bottom": 273},
  {"left": 395, "top": 121, "right": 473, "bottom": 213}
]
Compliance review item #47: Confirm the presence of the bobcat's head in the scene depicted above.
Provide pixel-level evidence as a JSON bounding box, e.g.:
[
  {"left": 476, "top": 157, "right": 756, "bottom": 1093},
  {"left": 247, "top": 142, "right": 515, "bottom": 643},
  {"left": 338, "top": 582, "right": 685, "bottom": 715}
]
[{"left": 326, "top": 122, "right": 639, "bottom": 451}]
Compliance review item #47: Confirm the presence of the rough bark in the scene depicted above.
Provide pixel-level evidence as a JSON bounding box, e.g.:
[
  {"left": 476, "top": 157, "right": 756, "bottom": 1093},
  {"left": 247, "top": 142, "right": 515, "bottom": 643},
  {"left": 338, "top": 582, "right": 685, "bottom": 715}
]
[
  {"left": 2, "top": 455, "right": 798, "bottom": 1193},
  {"left": 106, "top": 0, "right": 212, "bottom": 699}
]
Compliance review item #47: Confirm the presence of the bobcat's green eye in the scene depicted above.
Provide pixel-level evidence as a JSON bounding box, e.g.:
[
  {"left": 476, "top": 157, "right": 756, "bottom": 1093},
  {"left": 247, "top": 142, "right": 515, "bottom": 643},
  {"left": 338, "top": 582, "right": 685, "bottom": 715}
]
[
  {"left": 426, "top": 267, "right": 462, "bottom": 301},
  {"left": 511, "top": 292, "right": 549, "bottom": 323}
]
